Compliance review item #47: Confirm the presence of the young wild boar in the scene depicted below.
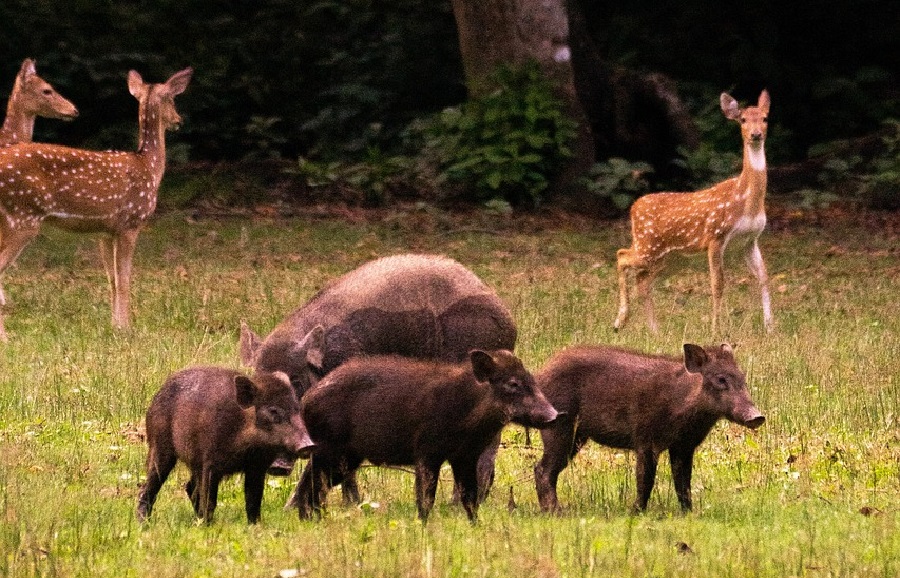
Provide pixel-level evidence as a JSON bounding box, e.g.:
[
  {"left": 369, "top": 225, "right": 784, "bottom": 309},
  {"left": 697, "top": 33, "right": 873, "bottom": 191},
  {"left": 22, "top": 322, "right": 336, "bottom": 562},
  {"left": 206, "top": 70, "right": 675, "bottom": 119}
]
[
  {"left": 239, "top": 253, "right": 518, "bottom": 500},
  {"left": 295, "top": 350, "right": 558, "bottom": 523},
  {"left": 534, "top": 343, "right": 764, "bottom": 513},
  {"left": 136, "top": 367, "right": 314, "bottom": 524}
]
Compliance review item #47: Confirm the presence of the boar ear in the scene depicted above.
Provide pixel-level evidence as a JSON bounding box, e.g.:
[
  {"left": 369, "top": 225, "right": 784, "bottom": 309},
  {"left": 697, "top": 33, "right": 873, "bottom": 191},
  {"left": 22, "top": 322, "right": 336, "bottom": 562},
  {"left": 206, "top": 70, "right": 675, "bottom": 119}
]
[
  {"left": 720, "top": 93, "right": 741, "bottom": 120},
  {"left": 683, "top": 344, "right": 709, "bottom": 373},
  {"left": 234, "top": 375, "right": 256, "bottom": 409},
  {"left": 720, "top": 343, "right": 735, "bottom": 357},
  {"left": 271, "top": 371, "right": 292, "bottom": 388},
  {"left": 239, "top": 321, "right": 262, "bottom": 366},
  {"left": 470, "top": 350, "right": 498, "bottom": 382},
  {"left": 291, "top": 325, "right": 325, "bottom": 370}
]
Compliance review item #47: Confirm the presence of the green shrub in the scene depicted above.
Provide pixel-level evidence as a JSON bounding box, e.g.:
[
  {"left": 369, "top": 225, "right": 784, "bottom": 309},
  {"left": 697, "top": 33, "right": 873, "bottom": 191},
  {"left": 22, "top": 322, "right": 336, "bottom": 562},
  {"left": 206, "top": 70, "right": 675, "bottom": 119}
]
[
  {"left": 582, "top": 157, "right": 654, "bottom": 211},
  {"left": 421, "top": 61, "right": 578, "bottom": 206}
]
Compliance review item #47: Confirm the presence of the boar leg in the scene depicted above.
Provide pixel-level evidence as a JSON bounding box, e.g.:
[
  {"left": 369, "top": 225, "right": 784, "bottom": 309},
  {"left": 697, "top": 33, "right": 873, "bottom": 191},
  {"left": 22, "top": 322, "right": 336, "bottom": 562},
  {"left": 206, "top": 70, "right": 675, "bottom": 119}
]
[
  {"left": 185, "top": 473, "right": 201, "bottom": 516},
  {"left": 414, "top": 459, "right": 442, "bottom": 523},
  {"left": 475, "top": 434, "right": 500, "bottom": 503},
  {"left": 197, "top": 466, "right": 222, "bottom": 523},
  {"left": 450, "top": 456, "right": 481, "bottom": 523},
  {"left": 633, "top": 447, "right": 660, "bottom": 511},
  {"left": 534, "top": 419, "right": 584, "bottom": 513},
  {"left": 136, "top": 448, "right": 176, "bottom": 522},
  {"left": 450, "top": 435, "right": 499, "bottom": 505},
  {"left": 293, "top": 460, "right": 321, "bottom": 519},
  {"left": 243, "top": 464, "right": 268, "bottom": 524},
  {"left": 668, "top": 443, "right": 696, "bottom": 511},
  {"left": 340, "top": 473, "right": 361, "bottom": 505},
  {"left": 294, "top": 453, "right": 359, "bottom": 519}
]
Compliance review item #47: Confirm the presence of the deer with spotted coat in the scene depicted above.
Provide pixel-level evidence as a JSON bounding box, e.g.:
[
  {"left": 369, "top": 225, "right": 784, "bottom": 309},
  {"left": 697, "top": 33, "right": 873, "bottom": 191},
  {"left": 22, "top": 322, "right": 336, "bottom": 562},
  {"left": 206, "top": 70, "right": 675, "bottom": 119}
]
[
  {"left": 1, "top": 58, "right": 78, "bottom": 147},
  {"left": 0, "top": 67, "right": 192, "bottom": 339},
  {"left": 613, "top": 90, "right": 773, "bottom": 334}
]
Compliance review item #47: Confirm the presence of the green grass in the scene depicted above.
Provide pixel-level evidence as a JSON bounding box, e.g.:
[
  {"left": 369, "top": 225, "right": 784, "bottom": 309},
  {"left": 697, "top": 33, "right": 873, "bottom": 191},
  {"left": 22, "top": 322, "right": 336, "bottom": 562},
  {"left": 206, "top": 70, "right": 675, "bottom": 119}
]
[{"left": 0, "top": 206, "right": 897, "bottom": 577}]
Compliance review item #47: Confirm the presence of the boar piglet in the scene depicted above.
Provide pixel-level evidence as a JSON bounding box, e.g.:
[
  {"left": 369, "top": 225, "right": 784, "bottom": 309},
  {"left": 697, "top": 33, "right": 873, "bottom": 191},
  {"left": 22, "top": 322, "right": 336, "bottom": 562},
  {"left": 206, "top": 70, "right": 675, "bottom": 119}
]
[
  {"left": 136, "top": 367, "right": 314, "bottom": 524},
  {"left": 295, "top": 350, "right": 558, "bottom": 523},
  {"left": 534, "top": 343, "right": 764, "bottom": 513}
]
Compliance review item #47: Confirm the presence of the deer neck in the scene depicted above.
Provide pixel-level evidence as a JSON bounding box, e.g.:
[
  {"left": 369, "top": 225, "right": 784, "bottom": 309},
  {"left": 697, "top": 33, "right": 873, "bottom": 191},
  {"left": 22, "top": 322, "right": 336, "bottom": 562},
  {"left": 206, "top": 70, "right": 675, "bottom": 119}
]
[
  {"left": 0, "top": 94, "right": 33, "bottom": 145},
  {"left": 737, "top": 142, "right": 767, "bottom": 216},
  {"left": 135, "top": 99, "right": 167, "bottom": 189}
]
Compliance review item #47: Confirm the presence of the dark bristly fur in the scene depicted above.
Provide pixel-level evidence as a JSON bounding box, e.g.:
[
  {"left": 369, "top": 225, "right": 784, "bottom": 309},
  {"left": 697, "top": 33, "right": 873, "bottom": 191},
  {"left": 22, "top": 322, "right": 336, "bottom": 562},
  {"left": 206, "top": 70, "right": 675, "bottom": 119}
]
[
  {"left": 295, "top": 350, "right": 558, "bottom": 523},
  {"left": 137, "top": 367, "right": 314, "bottom": 524},
  {"left": 240, "top": 253, "right": 517, "bottom": 502},
  {"left": 534, "top": 343, "right": 764, "bottom": 513}
]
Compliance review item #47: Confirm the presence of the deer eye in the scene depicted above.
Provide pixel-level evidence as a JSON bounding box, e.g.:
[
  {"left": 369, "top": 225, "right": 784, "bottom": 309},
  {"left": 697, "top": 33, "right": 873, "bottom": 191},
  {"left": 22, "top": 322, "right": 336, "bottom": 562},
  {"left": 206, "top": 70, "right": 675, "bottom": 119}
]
[{"left": 42, "top": 89, "right": 53, "bottom": 96}]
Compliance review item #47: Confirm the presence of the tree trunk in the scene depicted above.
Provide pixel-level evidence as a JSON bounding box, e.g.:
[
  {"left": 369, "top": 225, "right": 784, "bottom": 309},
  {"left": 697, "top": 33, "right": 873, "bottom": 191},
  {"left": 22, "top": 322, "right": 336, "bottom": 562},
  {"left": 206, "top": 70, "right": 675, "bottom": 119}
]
[
  {"left": 566, "top": 0, "right": 699, "bottom": 179},
  {"left": 450, "top": 0, "right": 595, "bottom": 193}
]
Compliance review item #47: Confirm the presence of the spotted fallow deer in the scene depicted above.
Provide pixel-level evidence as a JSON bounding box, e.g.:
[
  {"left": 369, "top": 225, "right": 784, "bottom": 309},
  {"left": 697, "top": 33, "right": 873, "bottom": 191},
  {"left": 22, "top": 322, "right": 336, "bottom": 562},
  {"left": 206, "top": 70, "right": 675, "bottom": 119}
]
[
  {"left": 0, "top": 67, "right": 192, "bottom": 339},
  {"left": 613, "top": 90, "right": 773, "bottom": 334},
  {"left": 1, "top": 58, "right": 79, "bottom": 147}
]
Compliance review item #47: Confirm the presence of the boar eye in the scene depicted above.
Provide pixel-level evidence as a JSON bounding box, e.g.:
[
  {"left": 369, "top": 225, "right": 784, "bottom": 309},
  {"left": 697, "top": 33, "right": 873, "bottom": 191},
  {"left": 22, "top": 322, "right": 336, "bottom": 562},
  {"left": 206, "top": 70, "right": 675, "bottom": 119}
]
[
  {"left": 714, "top": 376, "right": 729, "bottom": 390},
  {"left": 263, "top": 406, "right": 285, "bottom": 425},
  {"left": 504, "top": 379, "right": 523, "bottom": 393}
]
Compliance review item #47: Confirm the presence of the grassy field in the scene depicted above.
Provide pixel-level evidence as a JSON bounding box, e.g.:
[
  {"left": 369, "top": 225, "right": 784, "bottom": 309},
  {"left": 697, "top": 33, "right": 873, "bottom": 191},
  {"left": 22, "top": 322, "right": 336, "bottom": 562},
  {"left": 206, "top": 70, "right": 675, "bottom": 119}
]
[{"left": 0, "top": 202, "right": 896, "bottom": 577}]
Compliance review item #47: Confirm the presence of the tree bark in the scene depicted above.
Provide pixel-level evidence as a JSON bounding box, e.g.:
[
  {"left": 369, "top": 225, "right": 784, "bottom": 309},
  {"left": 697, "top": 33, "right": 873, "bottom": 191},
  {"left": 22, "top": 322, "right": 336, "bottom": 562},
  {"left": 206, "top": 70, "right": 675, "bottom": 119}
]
[{"left": 450, "top": 0, "right": 595, "bottom": 192}]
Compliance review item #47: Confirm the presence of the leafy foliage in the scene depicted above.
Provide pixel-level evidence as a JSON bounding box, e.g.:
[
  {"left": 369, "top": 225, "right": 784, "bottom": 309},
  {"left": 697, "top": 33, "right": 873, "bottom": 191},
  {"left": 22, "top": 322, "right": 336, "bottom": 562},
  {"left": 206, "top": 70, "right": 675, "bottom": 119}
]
[
  {"left": 582, "top": 158, "right": 654, "bottom": 211},
  {"left": 420, "top": 62, "right": 578, "bottom": 206}
]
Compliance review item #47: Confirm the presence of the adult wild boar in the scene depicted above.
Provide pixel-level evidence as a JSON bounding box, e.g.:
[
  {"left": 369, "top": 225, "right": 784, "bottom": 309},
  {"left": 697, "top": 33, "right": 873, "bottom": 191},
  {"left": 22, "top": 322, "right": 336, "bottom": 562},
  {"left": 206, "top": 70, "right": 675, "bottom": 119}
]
[
  {"left": 136, "top": 367, "right": 314, "bottom": 524},
  {"left": 295, "top": 350, "right": 558, "bottom": 522},
  {"left": 534, "top": 343, "right": 764, "bottom": 513},
  {"left": 239, "top": 253, "right": 517, "bottom": 499}
]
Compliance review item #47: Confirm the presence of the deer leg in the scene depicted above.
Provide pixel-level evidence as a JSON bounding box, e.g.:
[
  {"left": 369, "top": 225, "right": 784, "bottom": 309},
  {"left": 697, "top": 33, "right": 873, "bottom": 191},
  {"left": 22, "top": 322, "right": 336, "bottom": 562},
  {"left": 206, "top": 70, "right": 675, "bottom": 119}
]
[
  {"left": 635, "top": 265, "right": 660, "bottom": 333},
  {"left": 614, "top": 248, "right": 635, "bottom": 330},
  {"left": 0, "top": 224, "right": 41, "bottom": 306},
  {"left": 109, "top": 229, "right": 140, "bottom": 330},
  {"left": 98, "top": 236, "right": 117, "bottom": 318},
  {"left": 707, "top": 240, "right": 726, "bottom": 334},
  {"left": 0, "top": 224, "right": 41, "bottom": 340},
  {"left": 745, "top": 239, "right": 773, "bottom": 332}
]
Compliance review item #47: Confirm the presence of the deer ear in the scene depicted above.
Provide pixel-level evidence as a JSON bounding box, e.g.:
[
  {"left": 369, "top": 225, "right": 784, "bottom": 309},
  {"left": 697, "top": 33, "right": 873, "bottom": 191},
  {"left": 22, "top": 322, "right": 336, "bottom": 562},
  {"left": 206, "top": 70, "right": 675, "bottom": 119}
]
[
  {"left": 19, "top": 59, "right": 36, "bottom": 79},
  {"left": 127, "top": 71, "right": 145, "bottom": 98},
  {"left": 239, "top": 321, "right": 262, "bottom": 366},
  {"left": 720, "top": 93, "right": 740, "bottom": 120},
  {"left": 234, "top": 375, "right": 256, "bottom": 409},
  {"left": 470, "top": 350, "right": 498, "bottom": 383},
  {"left": 757, "top": 90, "right": 770, "bottom": 115},
  {"left": 166, "top": 67, "right": 193, "bottom": 96},
  {"left": 683, "top": 344, "right": 709, "bottom": 373}
]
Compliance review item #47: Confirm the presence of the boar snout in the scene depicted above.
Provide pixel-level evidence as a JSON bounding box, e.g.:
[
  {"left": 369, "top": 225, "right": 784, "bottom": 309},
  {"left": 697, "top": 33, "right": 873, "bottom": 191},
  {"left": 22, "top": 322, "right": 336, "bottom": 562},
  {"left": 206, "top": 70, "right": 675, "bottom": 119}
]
[
  {"left": 735, "top": 406, "right": 765, "bottom": 429},
  {"left": 285, "top": 417, "right": 317, "bottom": 458},
  {"left": 530, "top": 402, "right": 560, "bottom": 428},
  {"left": 743, "top": 412, "right": 765, "bottom": 429}
]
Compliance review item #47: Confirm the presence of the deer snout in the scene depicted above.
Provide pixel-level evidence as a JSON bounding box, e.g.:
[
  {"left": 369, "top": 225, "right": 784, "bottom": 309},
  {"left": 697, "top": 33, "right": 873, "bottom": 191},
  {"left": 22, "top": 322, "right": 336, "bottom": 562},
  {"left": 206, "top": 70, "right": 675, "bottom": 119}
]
[{"left": 63, "top": 107, "right": 79, "bottom": 120}]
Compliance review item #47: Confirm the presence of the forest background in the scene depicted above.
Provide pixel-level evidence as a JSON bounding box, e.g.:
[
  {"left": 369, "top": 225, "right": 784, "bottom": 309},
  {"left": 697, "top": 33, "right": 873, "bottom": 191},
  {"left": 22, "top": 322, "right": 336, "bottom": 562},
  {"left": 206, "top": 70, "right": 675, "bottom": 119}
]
[{"left": 0, "top": 0, "right": 897, "bottom": 212}]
